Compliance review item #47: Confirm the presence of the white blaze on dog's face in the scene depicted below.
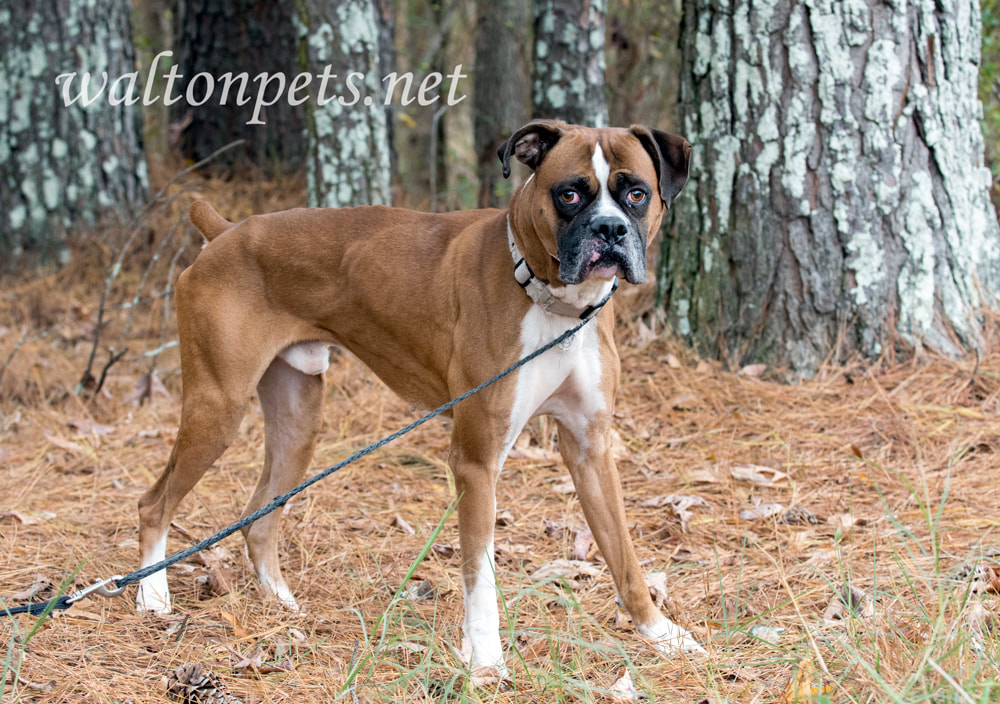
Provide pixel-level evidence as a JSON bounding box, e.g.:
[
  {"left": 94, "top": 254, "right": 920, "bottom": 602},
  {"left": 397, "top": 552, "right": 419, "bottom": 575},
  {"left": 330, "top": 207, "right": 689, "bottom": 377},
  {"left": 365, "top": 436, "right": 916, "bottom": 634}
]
[{"left": 500, "top": 121, "right": 692, "bottom": 287}]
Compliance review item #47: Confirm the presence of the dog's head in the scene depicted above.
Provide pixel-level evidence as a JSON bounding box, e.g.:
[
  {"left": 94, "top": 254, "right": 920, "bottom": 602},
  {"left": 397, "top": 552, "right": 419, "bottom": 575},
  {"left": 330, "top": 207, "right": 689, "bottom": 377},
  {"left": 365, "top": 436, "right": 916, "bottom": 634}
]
[{"left": 499, "top": 120, "right": 691, "bottom": 287}]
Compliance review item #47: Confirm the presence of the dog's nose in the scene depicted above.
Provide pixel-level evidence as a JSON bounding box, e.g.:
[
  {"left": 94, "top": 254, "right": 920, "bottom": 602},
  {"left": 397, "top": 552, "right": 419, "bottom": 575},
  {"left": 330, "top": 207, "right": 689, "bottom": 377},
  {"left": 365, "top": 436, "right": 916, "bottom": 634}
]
[{"left": 592, "top": 216, "right": 628, "bottom": 244}]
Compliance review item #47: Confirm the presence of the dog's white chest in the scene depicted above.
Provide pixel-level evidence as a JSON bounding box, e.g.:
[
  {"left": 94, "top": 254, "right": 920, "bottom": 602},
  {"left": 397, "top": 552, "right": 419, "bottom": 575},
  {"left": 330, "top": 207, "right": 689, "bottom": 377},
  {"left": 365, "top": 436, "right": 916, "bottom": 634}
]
[{"left": 502, "top": 306, "right": 605, "bottom": 459}]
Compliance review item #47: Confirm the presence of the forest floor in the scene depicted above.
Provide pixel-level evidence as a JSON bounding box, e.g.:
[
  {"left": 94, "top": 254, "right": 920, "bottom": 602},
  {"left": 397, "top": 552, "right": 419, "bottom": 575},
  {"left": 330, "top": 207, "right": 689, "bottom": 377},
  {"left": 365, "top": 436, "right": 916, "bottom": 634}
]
[{"left": 1, "top": 177, "right": 999, "bottom": 703}]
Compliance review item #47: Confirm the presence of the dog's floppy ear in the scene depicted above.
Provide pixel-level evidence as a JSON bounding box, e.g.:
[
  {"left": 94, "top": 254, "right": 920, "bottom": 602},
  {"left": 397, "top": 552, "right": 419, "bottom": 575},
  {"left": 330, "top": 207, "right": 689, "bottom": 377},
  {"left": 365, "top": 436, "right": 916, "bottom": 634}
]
[
  {"left": 629, "top": 125, "right": 692, "bottom": 207},
  {"left": 497, "top": 120, "right": 566, "bottom": 179}
]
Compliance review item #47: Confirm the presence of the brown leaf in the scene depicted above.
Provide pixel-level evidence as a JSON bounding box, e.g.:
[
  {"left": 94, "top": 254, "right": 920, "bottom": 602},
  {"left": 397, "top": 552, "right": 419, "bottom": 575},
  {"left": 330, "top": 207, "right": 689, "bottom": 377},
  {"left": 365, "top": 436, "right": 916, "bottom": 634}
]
[
  {"left": 738, "top": 502, "right": 785, "bottom": 521},
  {"left": 738, "top": 363, "right": 767, "bottom": 378},
  {"left": 531, "top": 559, "right": 603, "bottom": 590},
  {"left": 67, "top": 419, "right": 114, "bottom": 437},
  {"left": 608, "top": 667, "right": 647, "bottom": 701},
  {"left": 0, "top": 510, "right": 43, "bottom": 525},
  {"left": 823, "top": 584, "right": 874, "bottom": 623},
  {"left": 667, "top": 393, "right": 698, "bottom": 410},
  {"left": 777, "top": 659, "right": 814, "bottom": 704},
  {"left": 495, "top": 509, "right": 515, "bottom": 527},
  {"left": 7, "top": 575, "right": 54, "bottom": 603},
  {"left": 641, "top": 494, "right": 710, "bottom": 531},
  {"left": 730, "top": 464, "right": 791, "bottom": 488},
  {"left": 432, "top": 543, "right": 459, "bottom": 559},
  {"left": 392, "top": 513, "right": 416, "bottom": 535},
  {"left": 572, "top": 529, "right": 597, "bottom": 561}
]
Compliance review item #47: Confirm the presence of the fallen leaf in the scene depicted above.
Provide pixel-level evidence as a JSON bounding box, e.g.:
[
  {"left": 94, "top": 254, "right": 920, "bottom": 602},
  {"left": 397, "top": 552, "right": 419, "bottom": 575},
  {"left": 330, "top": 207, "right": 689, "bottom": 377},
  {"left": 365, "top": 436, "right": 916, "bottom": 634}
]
[
  {"left": 43, "top": 433, "right": 87, "bottom": 455},
  {"left": 730, "top": 464, "right": 791, "bottom": 488},
  {"left": 823, "top": 584, "right": 874, "bottom": 623},
  {"left": 664, "top": 353, "right": 682, "bottom": 369},
  {"left": 401, "top": 578, "right": 434, "bottom": 601},
  {"left": 738, "top": 363, "right": 767, "bottom": 378},
  {"left": 0, "top": 510, "right": 43, "bottom": 525},
  {"left": 777, "top": 659, "right": 814, "bottom": 704},
  {"left": 531, "top": 559, "right": 603, "bottom": 589},
  {"left": 641, "top": 494, "right": 710, "bottom": 532},
  {"left": 781, "top": 507, "right": 821, "bottom": 525},
  {"left": 608, "top": 667, "right": 647, "bottom": 701},
  {"left": 738, "top": 502, "right": 785, "bottom": 521},
  {"left": 549, "top": 475, "right": 576, "bottom": 494},
  {"left": 695, "top": 360, "right": 712, "bottom": 373},
  {"left": 495, "top": 541, "right": 530, "bottom": 555},
  {"left": 219, "top": 610, "right": 248, "bottom": 639},
  {"left": 495, "top": 509, "right": 515, "bottom": 527},
  {"left": 7, "top": 575, "right": 54, "bottom": 603},
  {"left": 392, "top": 513, "right": 416, "bottom": 535},
  {"left": 572, "top": 529, "right": 597, "bottom": 561},
  {"left": 508, "top": 432, "right": 561, "bottom": 463},
  {"left": 667, "top": 393, "right": 698, "bottom": 410},
  {"left": 644, "top": 572, "right": 671, "bottom": 609},
  {"left": 67, "top": 419, "right": 114, "bottom": 437},
  {"left": 125, "top": 372, "right": 172, "bottom": 405},
  {"left": 827, "top": 512, "right": 857, "bottom": 534},
  {"left": 432, "top": 543, "right": 459, "bottom": 559}
]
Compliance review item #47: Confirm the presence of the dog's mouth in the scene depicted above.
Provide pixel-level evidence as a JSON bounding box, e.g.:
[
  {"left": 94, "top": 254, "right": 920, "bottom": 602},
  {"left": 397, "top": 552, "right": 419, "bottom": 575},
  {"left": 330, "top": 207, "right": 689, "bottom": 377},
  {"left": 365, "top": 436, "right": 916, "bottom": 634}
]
[{"left": 561, "top": 238, "right": 645, "bottom": 285}]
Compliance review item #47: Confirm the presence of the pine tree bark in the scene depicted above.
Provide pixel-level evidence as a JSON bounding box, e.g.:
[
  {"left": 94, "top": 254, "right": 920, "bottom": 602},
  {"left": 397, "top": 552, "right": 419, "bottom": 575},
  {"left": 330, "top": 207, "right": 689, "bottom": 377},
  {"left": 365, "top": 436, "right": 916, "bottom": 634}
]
[
  {"left": 0, "top": 0, "right": 148, "bottom": 269},
  {"left": 172, "top": 0, "right": 305, "bottom": 173},
  {"left": 532, "top": 0, "right": 609, "bottom": 128},
  {"left": 474, "top": 0, "right": 530, "bottom": 207},
  {"left": 300, "top": 0, "right": 392, "bottom": 208},
  {"left": 662, "top": 0, "right": 1000, "bottom": 374}
]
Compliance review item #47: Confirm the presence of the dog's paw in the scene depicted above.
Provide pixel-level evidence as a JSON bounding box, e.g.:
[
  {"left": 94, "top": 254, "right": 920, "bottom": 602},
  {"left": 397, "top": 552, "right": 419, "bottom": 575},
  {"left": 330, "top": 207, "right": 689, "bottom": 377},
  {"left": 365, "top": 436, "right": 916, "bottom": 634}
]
[
  {"left": 637, "top": 617, "right": 707, "bottom": 656},
  {"left": 456, "top": 638, "right": 511, "bottom": 688},
  {"left": 469, "top": 664, "right": 512, "bottom": 689},
  {"left": 136, "top": 584, "right": 172, "bottom": 616}
]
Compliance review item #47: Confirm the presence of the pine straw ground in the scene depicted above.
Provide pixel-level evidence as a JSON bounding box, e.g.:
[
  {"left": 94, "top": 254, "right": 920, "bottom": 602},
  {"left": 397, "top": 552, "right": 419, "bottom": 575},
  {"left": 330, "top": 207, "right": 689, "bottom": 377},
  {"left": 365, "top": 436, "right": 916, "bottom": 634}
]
[{"left": 1, "top": 186, "right": 999, "bottom": 703}]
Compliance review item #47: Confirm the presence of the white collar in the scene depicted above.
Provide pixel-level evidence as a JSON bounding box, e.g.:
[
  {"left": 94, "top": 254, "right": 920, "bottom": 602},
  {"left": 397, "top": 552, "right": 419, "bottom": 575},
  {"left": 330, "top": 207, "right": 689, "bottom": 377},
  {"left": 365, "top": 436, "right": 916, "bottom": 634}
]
[{"left": 506, "top": 222, "right": 617, "bottom": 319}]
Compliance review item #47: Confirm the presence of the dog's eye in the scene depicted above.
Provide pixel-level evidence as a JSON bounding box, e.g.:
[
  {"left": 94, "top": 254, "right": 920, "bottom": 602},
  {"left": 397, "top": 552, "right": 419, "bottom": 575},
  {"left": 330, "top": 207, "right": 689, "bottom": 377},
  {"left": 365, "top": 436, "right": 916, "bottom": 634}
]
[
  {"left": 626, "top": 189, "right": 647, "bottom": 204},
  {"left": 559, "top": 189, "right": 581, "bottom": 205}
]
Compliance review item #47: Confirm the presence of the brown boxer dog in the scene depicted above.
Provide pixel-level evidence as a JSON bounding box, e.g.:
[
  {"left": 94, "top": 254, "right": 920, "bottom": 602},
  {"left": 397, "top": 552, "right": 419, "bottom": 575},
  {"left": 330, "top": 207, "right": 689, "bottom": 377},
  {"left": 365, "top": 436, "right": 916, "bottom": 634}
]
[{"left": 136, "top": 120, "right": 703, "bottom": 681}]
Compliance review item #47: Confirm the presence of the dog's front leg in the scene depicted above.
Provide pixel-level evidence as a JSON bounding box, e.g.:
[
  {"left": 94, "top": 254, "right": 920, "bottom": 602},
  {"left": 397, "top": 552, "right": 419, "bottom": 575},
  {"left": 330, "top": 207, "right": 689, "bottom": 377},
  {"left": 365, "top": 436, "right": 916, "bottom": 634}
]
[
  {"left": 449, "top": 423, "right": 509, "bottom": 683},
  {"left": 556, "top": 415, "right": 706, "bottom": 655}
]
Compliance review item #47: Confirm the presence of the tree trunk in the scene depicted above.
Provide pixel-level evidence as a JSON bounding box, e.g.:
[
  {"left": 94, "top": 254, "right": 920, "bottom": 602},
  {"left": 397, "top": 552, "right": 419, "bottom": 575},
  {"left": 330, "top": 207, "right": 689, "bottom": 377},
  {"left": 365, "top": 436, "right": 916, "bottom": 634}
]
[
  {"left": 173, "top": 0, "right": 305, "bottom": 174},
  {"left": 662, "top": 0, "right": 1000, "bottom": 374},
  {"left": 300, "top": 0, "right": 392, "bottom": 208},
  {"left": 474, "top": 0, "right": 530, "bottom": 207},
  {"left": 0, "top": 0, "right": 148, "bottom": 269},
  {"left": 532, "top": 0, "right": 609, "bottom": 128}
]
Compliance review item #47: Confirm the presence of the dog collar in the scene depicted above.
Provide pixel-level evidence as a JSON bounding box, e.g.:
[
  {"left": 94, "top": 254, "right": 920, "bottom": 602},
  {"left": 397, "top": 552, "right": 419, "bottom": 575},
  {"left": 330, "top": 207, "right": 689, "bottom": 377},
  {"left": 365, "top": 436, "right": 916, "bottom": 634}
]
[{"left": 507, "top": 224, "right": 618, "bottom": 319}]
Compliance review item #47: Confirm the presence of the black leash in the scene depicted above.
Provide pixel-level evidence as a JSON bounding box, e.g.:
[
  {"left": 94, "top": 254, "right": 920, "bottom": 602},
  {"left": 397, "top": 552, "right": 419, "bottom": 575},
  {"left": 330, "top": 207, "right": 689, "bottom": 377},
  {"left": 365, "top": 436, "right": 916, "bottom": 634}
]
[{"left": 1, "top": 283, "right": 616, "bottom": 620}]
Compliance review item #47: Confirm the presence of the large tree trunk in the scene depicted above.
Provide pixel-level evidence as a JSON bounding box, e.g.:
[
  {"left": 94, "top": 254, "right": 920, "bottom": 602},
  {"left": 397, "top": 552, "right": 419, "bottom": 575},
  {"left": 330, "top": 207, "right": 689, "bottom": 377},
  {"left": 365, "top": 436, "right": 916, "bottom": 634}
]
[
  {"left": 532, "top": 0, "right": 609, "bottom": 128},
  {"left": 300, "top": 0, "right": 393, "bottom": 208},
  {"left": 474, "top": 0, "right": 530, "bottom": 207},
  {"left": 662, "top": 0, "right": 1000, "bottom": 374},
  {"left": 0, "top": 0, "right": 148, "bottom": 269},
  {"left": 172, "top": 0, "right": 305, "bottom": 173}
]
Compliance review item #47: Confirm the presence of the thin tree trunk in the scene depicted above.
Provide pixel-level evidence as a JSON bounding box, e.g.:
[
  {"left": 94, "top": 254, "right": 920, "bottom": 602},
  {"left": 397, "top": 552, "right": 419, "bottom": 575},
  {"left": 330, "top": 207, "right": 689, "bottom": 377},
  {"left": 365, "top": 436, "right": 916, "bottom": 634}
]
[
  {"left": 0, "top": 0, "right": 148, "bottom": 269},
  {"left": 300, "top": 0, "right": 392, "bottom": 208},
  {"left": 662, "top": 0, "right": 1000, "bottom": 374},
  {"left": 474, "top": 0, "right": 530, "bottom": 207},
  {"left": 532, "top": 0, "right": 609, "bottom": 128}
]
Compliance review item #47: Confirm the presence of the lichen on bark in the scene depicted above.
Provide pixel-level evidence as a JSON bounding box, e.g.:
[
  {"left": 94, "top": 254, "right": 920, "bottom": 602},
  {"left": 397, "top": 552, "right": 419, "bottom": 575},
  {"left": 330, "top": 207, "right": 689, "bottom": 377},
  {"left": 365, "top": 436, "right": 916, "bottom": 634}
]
[
  {"left": 0, "top": 0, "right": 148, "bottom": 268},
  {"left": 300, "top": 0, "right": 391, "bottom": 208},
  {"left": 663, "top": 0, "right": 1000, "bottom": 374}
]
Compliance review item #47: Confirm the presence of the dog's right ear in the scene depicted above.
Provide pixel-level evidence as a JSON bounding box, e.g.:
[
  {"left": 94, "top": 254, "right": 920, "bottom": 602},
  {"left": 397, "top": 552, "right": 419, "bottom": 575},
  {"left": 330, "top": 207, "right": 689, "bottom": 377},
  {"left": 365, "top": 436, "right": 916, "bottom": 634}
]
[{"left": 497, "top": 120, "right": 566, "bottom": 179}]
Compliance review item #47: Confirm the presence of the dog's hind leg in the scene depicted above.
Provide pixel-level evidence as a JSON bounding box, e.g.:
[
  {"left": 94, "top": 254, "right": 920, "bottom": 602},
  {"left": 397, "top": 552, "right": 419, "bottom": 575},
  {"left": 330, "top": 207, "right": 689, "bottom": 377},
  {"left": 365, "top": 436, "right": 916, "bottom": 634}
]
[
  {"left": 136, "top": 382, "right": 252, "bottom": 614},
  {"left": 241, "top": 355, "right": 325, "bottom": 611}
]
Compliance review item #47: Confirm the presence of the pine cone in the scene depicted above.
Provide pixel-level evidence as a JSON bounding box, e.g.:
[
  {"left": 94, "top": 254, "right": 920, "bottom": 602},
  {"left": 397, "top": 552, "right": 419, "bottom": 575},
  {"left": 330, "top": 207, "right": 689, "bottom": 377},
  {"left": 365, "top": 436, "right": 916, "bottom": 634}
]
[{"left": 165, "top": 663, "right": 242, "bottom": 704}]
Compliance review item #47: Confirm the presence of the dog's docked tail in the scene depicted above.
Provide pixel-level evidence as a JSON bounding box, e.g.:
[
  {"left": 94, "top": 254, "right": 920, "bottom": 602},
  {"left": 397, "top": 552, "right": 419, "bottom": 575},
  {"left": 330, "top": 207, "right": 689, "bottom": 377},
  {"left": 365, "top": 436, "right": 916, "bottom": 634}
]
[{"left": 190, "top": 200, "right": 235, "bottom": 242}]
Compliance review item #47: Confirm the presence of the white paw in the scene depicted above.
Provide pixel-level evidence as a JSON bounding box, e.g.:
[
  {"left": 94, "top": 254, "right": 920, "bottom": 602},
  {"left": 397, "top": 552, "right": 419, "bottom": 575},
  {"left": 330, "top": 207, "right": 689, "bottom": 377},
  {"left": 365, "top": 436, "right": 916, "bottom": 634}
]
[
  {"left": 136, "top": 579, "right": 172, "bottom": 616},
  {"left": 637, "top": 616, "right": 706, "bottom": 656},
  {"left": 457, "top": 636, "right": 511, "bottom": 686}
]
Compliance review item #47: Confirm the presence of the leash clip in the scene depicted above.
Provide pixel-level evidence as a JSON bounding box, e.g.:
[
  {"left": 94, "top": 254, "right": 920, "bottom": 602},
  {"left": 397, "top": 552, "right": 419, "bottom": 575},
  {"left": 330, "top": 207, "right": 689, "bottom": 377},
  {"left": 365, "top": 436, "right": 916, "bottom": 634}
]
[{"left": 67, "top": 575, "right": 127, "bottom": 604}]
